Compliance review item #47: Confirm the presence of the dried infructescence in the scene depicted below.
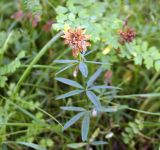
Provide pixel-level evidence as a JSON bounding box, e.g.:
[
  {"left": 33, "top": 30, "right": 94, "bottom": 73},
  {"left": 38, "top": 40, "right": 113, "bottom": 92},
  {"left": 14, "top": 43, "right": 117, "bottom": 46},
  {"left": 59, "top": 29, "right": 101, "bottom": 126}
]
[
  {"left": 118, "top": 27, "right": 136, "bottom": 44},
  {"left": 62, "top": 27, "right": 91, "bottom": 57}
]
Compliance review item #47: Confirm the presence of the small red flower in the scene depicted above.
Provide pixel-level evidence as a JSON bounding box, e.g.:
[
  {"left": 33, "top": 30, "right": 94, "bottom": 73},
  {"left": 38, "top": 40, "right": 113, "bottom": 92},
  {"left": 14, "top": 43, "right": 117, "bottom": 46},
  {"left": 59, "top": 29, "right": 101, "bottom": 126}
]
[
  {"left": 118, "top": 27, "right": 136, "bottom": 44},
  {"left": 43, "top": 20, "right": 54, "bottom": 32},
  {"left": 104, "top": 70, "right": 112, "bottom": 85},
  {"left": 26, "top": 13, "right": 41, "bottom": 27},
  {"left": 11, "top": 10, "right": 24, "bottom": 21},
  {"left": 62, "top": 27, "right": 91, "bottom": 57}
]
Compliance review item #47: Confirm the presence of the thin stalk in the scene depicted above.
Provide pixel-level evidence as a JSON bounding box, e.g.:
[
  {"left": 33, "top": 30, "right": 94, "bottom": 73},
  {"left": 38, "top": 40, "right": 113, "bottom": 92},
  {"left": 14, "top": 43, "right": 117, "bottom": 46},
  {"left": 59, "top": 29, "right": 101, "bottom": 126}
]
[
  {"left": 101, "top": 98, "right": 160, "bottom": 116},
  {"left": 37, "top": 107, "right": 63, "bottom": 128},
  {"left": 20, "top": 64, "right": 59, "bottom": 70},
  {"left": 113, "top": 93, "right": 160, "bottom": 98},
  {"left": 145, "top": 71, "right": 160, "bottom": 90},
  {"left": 13, "top": 31, "right": 63, "bottom": 96},
  {"left": 0, "top": 31, "right": 14, "bottom": 64},
  {"left": 0, "top": 130, "right": 27, "bottom": 138},
  {"left": 0, "top": 123, "right": 31, "bottom": 126}
]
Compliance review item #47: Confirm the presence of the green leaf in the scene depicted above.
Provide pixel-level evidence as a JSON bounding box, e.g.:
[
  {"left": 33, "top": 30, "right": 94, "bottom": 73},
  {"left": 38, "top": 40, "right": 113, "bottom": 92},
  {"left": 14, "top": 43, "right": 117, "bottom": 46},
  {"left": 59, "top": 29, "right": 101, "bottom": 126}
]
[
  {"left": 87, "top": 66, "right": 103, "bottom": 87},
  {"left": 55, "top": 63, "right": 76, "bottom": 76},
  {"left": 89, "top": 85, "right": 120, "bottom": 90},
  {"left": 56, "top": 90, "right": 84, "bottom": 100},
  {"left": 63, "top": 112, "right": 85, "bottom": 130},
  {"left": 16, "top": 142, "right": 46, "bottom": 150},
  {"left": 0, "top": 96, "right": 47, "bottom": 127},
  {"left": 79, "top": 62, "right": 88, "bottom": 78},
  {"left": 55, "top": 6, "right": 68, "bottom": 14},
  {"left": 91, "top": 141, "right": 108, "bottom": 145},
  {"left": 144, "top": 57, "right": 153, "bottom": 69},
  {"left": 67, "top": 143, "right": 87, "bottom": 149},
  {"left": 0, "top": 31, "right": 7, "bottom": 48},
  {"left": 56, "top": 14, "right": 68, "bottom": 23},
  {"left": 85, "top": 61, "right": 109, "bottom": 65},
  {"left": 2, "top": 144, "right": 7, "bottom": 150},
  {"left": 84, "top": 49, "right": 97, "bottom": 56},
  {"left": 24, "top": 0, "right": 42, "bottom": 15},
  {"left": 81, "top": 113, "right": 90, "bottom": 141},
  {"left": 86, "top": 91, "right": 101, "bottom": 110},
  {"left": 100, "top": 107, "right": 117, "bottom": 112},
  {"left": 155, "top": 60, "right": 160, "bottom": 71},
  {"left": 54, "top": 59, "right": 79, "bottom": 63},
  {"left": 55, "top": 77, "right": 83, "bottom": 89},
  {"left": 61, "top": 106, "right": 86, "bottom": 111},
  {"left": 0, "top": 51, "right": 25, "bottom": 76},
  {"left": 68, "top": 13, "right": 76, "bottom": 21},
  {"left": 0, "top": 76, "right": 7, "bottom": 87}
]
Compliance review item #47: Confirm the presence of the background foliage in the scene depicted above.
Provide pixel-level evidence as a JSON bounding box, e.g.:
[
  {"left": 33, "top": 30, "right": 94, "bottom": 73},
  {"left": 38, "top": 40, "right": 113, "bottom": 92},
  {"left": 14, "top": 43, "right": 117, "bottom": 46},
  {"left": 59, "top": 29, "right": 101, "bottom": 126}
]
[{"left": 0, "top": 0, "right": 160, "bottom": 149}]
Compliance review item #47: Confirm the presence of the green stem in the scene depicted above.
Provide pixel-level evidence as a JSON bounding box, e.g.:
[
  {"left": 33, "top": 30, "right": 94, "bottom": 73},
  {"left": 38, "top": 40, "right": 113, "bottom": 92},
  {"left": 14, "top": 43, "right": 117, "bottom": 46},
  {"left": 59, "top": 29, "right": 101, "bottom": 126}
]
[
  {"left": 145, "top": 71, "right": 160, "bottom": 90},
  {"left": 113, "top": 93, "right": 160, "bottom": 98},
  {"left": 20, "top": 64, "right": 59, "bottom": 70},
  {"left": 0, "top": 31, "right": 14, "bottom": 64},
  {"left": 101, "top": 99, "right": 160, "bottom": 116},
  {"left": 13, "top": 31, "right": 63, "bottom": 96}
]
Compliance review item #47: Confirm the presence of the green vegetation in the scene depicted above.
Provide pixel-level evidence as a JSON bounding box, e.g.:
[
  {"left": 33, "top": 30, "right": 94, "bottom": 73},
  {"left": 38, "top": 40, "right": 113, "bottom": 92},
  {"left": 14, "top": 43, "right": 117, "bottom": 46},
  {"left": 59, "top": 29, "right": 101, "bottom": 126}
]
[{"left": 0, "top": 0, "right": 160, "bottom": 149}]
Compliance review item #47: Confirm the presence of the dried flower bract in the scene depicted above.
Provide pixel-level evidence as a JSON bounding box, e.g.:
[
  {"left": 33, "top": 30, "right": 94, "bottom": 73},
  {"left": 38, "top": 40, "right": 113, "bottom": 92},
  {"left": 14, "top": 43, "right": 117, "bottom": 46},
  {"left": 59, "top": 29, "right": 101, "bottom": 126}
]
[
  {"left": 62, "top": 27, "right": 91, "bottom": 57},
  {"left": 118, "top": 27, "right": 136, "bottom": 44}
]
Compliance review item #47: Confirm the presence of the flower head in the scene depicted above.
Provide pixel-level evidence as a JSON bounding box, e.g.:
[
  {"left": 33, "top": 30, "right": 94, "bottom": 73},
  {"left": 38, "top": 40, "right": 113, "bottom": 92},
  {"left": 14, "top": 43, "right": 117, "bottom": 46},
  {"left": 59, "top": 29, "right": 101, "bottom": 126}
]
[
  {"left": 11, "top": 10, "right": 24, "bottom": 21},
  {"left": 118, "top": 27, "right": 136, "bottom": 44},
  {"left": 62, "top": 27, "right": 91, "bottom": 57}
]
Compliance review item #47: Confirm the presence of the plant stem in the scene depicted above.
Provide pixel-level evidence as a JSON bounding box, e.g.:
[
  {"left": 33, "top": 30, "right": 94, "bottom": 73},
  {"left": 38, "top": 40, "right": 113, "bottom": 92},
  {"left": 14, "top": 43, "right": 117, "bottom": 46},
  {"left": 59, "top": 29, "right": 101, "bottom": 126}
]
[
  {"left": 13, "top": 31, "right": 63, "bottom": 96},
  {"left": 0, "top": 31, "right": 14, "bottom": 64}
]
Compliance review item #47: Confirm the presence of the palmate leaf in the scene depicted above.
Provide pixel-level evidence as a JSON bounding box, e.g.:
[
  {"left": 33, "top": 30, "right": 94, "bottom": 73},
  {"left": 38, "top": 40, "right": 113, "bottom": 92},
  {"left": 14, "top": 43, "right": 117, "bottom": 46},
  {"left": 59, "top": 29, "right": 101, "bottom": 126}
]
[
  {"left": 79, "top": 62, "right": 88, "bottom": 78},
  {"left": 87, "top": 66, "right": 103, "bottom": 87},
  {"left": 81, "top": 113, "right": 90, "bottom": 141},
  {"left": 55, "top": 77, "right": 83, "bottom": 89},
  {"left": 86, "top": 91, "right": 101, "bottom": 110},
  {"left": 61, "top": 106, "right": 86, "bottom": 111},
  {"left": 56, "top": 90, "right": 84, "bottom": 100},
  {"left": 63, "top": 112, "right": 85, "bottom": 130}
]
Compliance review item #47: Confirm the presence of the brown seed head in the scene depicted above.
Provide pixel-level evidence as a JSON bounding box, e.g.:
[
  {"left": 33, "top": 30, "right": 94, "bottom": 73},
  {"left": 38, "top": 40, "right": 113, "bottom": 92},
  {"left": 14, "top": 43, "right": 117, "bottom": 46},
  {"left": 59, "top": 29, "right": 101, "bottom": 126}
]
[
  {"left": 118, "top": 27, "right": 136, "bottom": 44},
  {"left": 62, "top": 28, "right": 91, "bottom": 57}
]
